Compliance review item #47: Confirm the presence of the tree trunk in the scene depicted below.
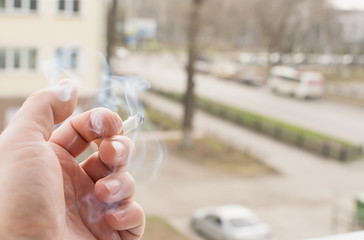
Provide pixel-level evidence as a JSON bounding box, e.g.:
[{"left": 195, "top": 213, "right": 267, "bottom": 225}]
[
  {"left": 106, "top": 0, "right": 118, "bottom": 65},
  {"left": 181, "top": 0, "right": 204, "bottom": 148}
]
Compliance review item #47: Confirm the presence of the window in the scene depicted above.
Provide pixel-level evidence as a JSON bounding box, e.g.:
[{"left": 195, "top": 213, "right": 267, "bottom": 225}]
[
  {"left": 30, "top": 0, "right": 36, "bottom": 10},
  {"left": 56, "top": 48, "right": 80, "bottom": 70},
  {"left": 73, "top": 0, "right": 79, "bottom": 12},
  {"left": 14, "top": 0, "right": 21, "bottom": 8},
  {"left": 58, "top": 0, "right": 80, "bottom": 15},
  {"left": 0, "top": 0, "right": 38, "bottom": 13},
  {"left": 0, "top": 48, "right": 37, "bottom": 71},
  {"left": 0, "top": 0, "right": 5, "bottom": 9},
  {"left": 70, "top": 50, "right": 78, "bottom": 69},
  {"left": 0, "top": 50, "right": 5, "bottom": 69},
  {"left": 205, "top": 215, "right": 222, "bottom": 226},
  {"left": 13, "top": 49, "right": 21, "bottom": 69},
  {"left": 28, "top": 49, "right": 37, "bottom": 69},
  {"left": 0, "top": 49, "right": 5, "bottom": 69},
  {"left": 58, "top": 0, "right": 65, "bottom": 10},
  {"left": 229, "top": 217, "right": 259, "bottom": 228}
]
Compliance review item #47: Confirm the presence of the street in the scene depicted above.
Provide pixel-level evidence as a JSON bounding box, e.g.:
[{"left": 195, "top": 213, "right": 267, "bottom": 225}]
[
  {"left": 117, "top": 53, "right": 364, "bottom": 145},
  {"left": 113, "top": 52, "right": 364, "bottom": 239},
  {"left": 133, "top": 93, "right": 364, "bottom": 240}
]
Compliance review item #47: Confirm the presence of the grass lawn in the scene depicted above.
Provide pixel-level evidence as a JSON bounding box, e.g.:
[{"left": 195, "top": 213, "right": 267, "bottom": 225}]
[
  {"left": 145, "top": 108, "right": 181, "bottom": 131},
  {"left": 167, "top": 137, "right": 277, "bottom": 176},
  {"left": 143, "top": 216, "right": 189, "bottom": 240},
  {"left": 144, "top": 106, "right": 276, "bottom": 176},
  {"left": 150, "top": 89, "right": 362, "bottom": 161}
]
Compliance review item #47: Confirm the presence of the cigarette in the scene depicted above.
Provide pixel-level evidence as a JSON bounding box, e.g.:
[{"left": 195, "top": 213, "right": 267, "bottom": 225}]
[{"left": 93, "top": 112, "right": 144, "bottom": 146}]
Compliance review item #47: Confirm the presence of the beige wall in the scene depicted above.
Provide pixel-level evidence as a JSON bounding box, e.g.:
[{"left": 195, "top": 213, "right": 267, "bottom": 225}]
[
  {"left": 0, "top": 0, "right": 107, "bottom": 97},
  {"left": 0, "top": 95, "right": 93, "bottom": 131}
]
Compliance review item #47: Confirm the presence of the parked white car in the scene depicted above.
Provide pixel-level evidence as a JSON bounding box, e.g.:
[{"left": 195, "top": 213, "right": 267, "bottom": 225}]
[
  {"left": 268, "top": 66, "right": 324, "bottom": 99},
  {"left": 191, "top": 205, "right": 271, "bottom": 240}
]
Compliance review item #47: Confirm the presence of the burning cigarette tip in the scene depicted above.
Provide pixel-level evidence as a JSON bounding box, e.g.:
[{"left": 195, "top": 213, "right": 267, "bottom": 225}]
[
  {"left": 121, "top": 112, "right": 144, "bottom": 135},
  {"left": 93, "top": 112, "right": 144, "bottom": 147},
  {"left": 137, "top": 112, "right": 144, "bottom": 124}
]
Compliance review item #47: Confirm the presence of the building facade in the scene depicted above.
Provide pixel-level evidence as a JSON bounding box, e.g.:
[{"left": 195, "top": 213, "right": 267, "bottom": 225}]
[{"left": 0, "top": 0, "right": 107, "bottom": 130}]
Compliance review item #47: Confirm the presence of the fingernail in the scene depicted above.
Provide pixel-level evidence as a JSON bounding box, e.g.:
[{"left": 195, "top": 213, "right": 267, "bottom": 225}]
[
  {"left": 111, "top": 141, "right": 125, "bottom": 158},
  {"left": 110, "top": 232, "right": 121, "bottom": 240},
  {"left": 104, "top": 179, "right": 121, "bottom": 195},
  {"left": 57, "top": 79, "right": 69, "bottom": 86},
  {"left": 52, "top": 79, "right": 75, "bottom": 102},
  {"left": 113, "top": 209, "right": 127, "bottom": 221}
]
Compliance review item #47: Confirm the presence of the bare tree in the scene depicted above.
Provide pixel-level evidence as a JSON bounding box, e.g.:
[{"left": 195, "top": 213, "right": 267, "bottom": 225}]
[
  {"left": 122, "top": 0, "right": 345, "bottom": 54},
  {"left": 181, "top": 0, "right": 205, "bottom": 148},
  {"left": 199, "top": 0, "right": 252, "bottom": 49},
  {"left": 284, "top": 0, "right": 341, "bottom": 54},
  {"left": 106, "top": 0, "right": 118, "bottom": 65},
  {"left": 252, "top": 0, "right": 299, "bottom": 54}
]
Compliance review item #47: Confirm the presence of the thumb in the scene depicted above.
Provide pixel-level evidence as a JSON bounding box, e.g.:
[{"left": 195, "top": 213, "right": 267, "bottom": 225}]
[{"left": 2, "top": 79, "right": 78, "bottom": 142}]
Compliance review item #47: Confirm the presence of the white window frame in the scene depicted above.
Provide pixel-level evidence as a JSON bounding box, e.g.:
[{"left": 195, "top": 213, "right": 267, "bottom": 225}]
[
  {"left": 56, "top": 47, "right": 81, "bottom": 71},
  {"left": 57, "top": 0, "right": 81, "bottom": 16},
  {"left": 1, "top": 0, "right": 38, "bottom": 14},
  {"left": 0, "top": 47, "right": 38, "bottom": 72},
  {"left": 27, "top": 48, "right": 37, "bottom": 70}
]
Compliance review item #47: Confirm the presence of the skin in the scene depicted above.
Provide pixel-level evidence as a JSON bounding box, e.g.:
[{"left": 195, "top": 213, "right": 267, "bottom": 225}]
[{"left": 0, "top": 80, "right": 145, "bottom": 240}]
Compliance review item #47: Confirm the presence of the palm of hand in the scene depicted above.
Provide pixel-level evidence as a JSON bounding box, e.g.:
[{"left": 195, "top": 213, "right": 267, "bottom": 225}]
[
  {"left": 56, "top": 146, "right": 119, "bottom": 240},
  {"left": 0, "top": 84, "right": 144, "bottom": 240}
]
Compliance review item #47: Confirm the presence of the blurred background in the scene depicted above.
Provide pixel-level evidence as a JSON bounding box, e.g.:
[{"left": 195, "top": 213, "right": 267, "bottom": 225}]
[{"left": 1, "top": 0, "right": 364, "bottom": 239}]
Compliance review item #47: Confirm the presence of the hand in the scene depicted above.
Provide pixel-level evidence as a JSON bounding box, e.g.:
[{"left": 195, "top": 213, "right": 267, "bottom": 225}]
[{"left": 0, "top": 80, "right": 145, "bottom": 240}]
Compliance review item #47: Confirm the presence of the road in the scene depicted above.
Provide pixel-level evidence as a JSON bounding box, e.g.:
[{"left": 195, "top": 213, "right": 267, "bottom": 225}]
[
  {"left": 134, "top": 93, "right": 364, "bottom": 240},
  {"left": 116, "top": 53, "right": 364, "bottom": 145}
]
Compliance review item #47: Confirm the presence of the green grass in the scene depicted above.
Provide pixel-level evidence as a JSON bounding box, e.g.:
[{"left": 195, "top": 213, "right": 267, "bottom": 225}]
[
  {"left": 140, "top": 103, "right": 275, "bottom": 175},
  {"left": 167, "top": 137, "right": 276, "bottom": 176},
  {"left": 322, "top": 68, "right": 364, "bottom": 83},
  {"left": 150, "top": 88, "right": 362, "bottom": 161},
  {"left": 200, "top": 98, "right": 352, "bottom": 146},
  {"left": 145, "top": 108, "right": 181, "bottom": 131},
  {"left": 143, "top": 216, "right": 188, "bottom": 240}
]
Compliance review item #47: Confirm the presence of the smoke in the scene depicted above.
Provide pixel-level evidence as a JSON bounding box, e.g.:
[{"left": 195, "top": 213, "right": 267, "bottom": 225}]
[
  {"left": 42, "top": 46, "right": 167, "bottom": 184},
  {"left": 98, "top": 74, "right": 167, "bottom": 183}
]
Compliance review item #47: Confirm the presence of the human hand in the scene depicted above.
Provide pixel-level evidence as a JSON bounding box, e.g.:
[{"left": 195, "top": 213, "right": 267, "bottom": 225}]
[{"left": 0, "top": 80, "right": 145, "bottom": 240}]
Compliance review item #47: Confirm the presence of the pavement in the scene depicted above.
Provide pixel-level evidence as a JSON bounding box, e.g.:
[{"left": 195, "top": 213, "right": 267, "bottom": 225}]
[
  {"left": 134, "top": 92, "right": 364, "bottom": 240},
  {"left": 117, "top": 53, "right": 364, "bottom": 145}
]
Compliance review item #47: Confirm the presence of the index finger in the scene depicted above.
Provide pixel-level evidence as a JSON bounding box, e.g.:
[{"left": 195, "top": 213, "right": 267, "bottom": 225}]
[
  {"left": 50, "top": 108, "right": 122, "bottom": 157},
  {"left": 2, "top": 79, "right": 77, "bottom": 143}
]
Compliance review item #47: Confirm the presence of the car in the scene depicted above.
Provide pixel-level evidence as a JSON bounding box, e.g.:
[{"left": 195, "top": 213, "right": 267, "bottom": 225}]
[
  {"left": 235, "top": 71, "right": 264, "bottom": 87},
  {"left": 195, "top": 60, "right": 212, "bottom": 74},
  {"left": 191, "top": 205, "right": 271, "bottom": 240},
  {"left": 211, "top": 61, "right": 239, "bottom": 80},
  {"left": 267, "top": 66, "right": 324, "bottom": 99}
]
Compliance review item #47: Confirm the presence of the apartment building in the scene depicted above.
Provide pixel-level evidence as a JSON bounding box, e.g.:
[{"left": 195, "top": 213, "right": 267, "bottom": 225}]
[{"left": 0, "top": 0, "right": 107, "bottom": 130}]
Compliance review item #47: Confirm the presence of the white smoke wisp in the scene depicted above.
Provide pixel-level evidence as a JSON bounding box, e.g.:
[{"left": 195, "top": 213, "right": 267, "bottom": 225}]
[
  {"left": 41, "top": 46, "right": 167, "bottom": 184},
  {"left": 98, "top": 74, "right": 167, "bottom": 184}
]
